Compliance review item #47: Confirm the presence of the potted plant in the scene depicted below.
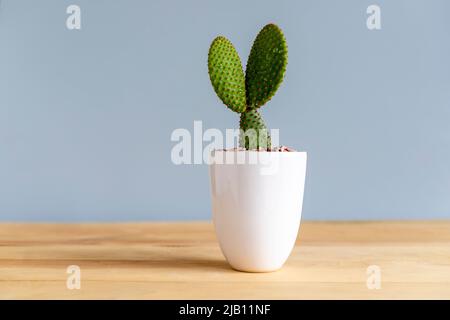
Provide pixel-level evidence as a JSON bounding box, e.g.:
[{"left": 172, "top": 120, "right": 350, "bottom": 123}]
[{"left": 207, "top": 23, "right": 307, "bottom": 272}]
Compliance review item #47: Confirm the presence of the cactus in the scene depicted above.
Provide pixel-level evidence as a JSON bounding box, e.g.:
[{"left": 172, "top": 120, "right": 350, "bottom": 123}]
[{"left": 208, "top": 23, "right": 288, "bottom": 150}]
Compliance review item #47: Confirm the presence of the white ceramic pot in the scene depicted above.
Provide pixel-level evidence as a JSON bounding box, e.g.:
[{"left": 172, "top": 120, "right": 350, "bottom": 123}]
[{"left": 209, "top": 150, "right": 307, "bottom": 272}]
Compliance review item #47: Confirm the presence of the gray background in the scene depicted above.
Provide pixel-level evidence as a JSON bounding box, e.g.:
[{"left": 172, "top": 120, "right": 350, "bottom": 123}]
[{"left": 1, "top": 0, "right": 449, "bottom": 221}]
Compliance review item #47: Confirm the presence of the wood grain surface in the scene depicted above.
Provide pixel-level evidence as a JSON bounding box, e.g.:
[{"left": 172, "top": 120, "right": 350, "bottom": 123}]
[{"left": 0, "top": 221, "right": 449, "bottom": 299}]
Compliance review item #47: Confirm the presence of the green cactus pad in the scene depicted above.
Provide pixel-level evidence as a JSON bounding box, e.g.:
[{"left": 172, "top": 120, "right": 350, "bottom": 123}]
[
  {"left": 239, "top": 109, "right": 271, "bottom": 149},
  {"left": 245, "top": 24, "right": 288, "bottom": 109},
  {"left": 208, "top": 36, "right": 247, "bottom": 113}
]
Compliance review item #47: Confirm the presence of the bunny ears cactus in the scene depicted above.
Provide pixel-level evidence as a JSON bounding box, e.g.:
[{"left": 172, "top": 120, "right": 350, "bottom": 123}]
[{"left": 208, "top": 24, "right": 288, "bottom": 150}]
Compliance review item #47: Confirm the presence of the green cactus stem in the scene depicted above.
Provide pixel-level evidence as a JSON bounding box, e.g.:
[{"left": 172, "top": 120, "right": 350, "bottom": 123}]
[
  {"left": 207, "top": 23, "right": 288, "bottom": 150},
  {"left": 245, "top": 24, "right": 288, "bottom": 109},
  {"left": 239, "top": 109, "right": 271, "bottom": 149},
  {"left": 208, "top": 36, "right": 247, "bottom": 113}
]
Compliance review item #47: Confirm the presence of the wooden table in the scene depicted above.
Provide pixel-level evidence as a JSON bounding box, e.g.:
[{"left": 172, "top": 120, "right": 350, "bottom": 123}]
[{"left": 0, "top": 221, "right": 449, "bottom": 299}]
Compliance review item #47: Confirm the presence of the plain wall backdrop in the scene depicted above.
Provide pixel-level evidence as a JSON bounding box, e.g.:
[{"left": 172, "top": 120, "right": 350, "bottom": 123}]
[{"left": 1, "top": 0, "right": 449, "bottom": 221}]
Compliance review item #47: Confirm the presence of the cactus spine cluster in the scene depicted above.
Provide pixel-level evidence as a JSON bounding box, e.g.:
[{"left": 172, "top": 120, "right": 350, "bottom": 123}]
[{"left": 208, "top": 24, "right": 288, "bottom": 150}]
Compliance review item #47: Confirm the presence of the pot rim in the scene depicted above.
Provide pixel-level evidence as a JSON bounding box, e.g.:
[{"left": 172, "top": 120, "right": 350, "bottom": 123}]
[{"left": 211, "top": 149, "right": 307, "bottom": 154}]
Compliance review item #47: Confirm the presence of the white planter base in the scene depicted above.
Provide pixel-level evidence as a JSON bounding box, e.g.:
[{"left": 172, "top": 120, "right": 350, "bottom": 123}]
[{"left": 209, "top": 151, "right": 307, "bottom": 272}]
